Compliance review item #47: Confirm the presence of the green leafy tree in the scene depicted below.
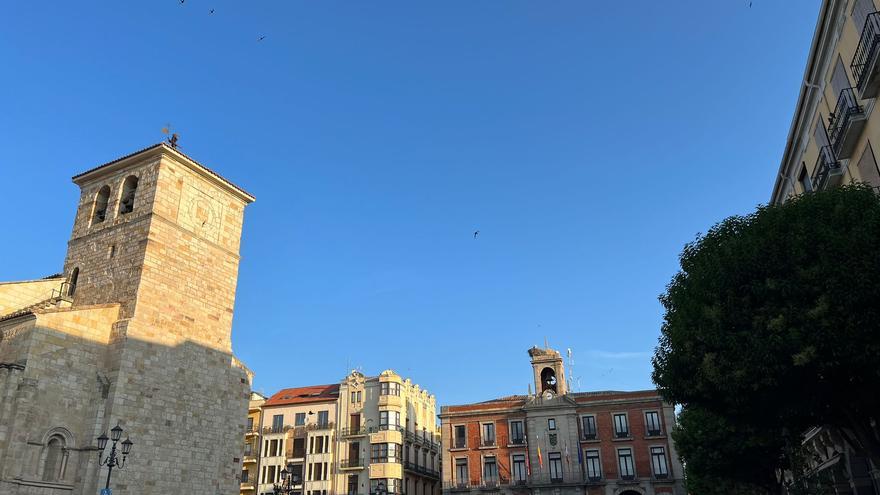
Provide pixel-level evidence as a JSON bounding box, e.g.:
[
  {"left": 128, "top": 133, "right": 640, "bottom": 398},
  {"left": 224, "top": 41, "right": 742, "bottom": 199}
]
[{"left": 653, "top": 185, "right": 880, "bottom": 489}]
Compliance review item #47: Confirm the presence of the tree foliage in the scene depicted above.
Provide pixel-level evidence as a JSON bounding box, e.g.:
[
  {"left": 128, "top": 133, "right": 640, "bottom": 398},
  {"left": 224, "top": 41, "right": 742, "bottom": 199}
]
[{"left": 653, "top": 185, "right": 880, "bottom": 489}]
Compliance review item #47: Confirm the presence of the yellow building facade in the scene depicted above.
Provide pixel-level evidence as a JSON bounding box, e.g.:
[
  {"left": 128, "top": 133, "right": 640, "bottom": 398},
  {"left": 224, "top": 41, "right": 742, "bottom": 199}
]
[
  {"left": 243, "top": 392, "right": 268, "bottom": 494},
  {"left": 772, "top": 0, "right": 880, "bottom": 204}
]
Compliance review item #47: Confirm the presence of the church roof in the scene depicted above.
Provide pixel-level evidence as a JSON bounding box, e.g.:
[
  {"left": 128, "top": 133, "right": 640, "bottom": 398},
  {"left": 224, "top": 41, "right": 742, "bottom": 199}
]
[
  {"left": 264, "top": 384, "right": 340, "bottom": 407},
  {"left": 72, "top": 142, "right": 255, "bottom": 203}
]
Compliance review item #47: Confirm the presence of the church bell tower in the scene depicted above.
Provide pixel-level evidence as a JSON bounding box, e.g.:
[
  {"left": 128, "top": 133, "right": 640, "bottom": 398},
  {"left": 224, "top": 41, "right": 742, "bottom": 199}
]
[{"left": 528, "top": 346, "right": 568, "bottom": 397}]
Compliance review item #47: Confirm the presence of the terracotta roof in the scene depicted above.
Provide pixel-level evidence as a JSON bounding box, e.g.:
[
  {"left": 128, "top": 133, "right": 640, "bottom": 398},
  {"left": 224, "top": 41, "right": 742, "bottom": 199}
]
[
  {"left": 71, "top": 142, "right": 255, "bottom": 202},
  {"left": 264, "top": 384, "right": 340, "bottom": 407},
  {"left": 477, "top": 394, "right": 528, "bottom": 404}
]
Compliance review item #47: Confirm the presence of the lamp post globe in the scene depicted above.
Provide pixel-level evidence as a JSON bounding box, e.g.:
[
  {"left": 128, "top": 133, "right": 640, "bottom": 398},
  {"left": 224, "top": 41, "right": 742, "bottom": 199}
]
[{"left": 96, "top": 423, "right": 133, "bottom": 492}]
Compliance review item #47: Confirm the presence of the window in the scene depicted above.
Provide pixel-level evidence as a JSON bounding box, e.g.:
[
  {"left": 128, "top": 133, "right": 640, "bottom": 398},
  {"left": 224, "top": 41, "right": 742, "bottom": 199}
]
[
  {"left": 857, "top": 141, "right": 880, "bottom": 186},
  {"left": 292, "top": 438, "right": 305, "bottom": 457},
  {"left": 481, "top": 423, "right": 495, "bottom": 446},
  {"left": 371, "top": 443, "right": 401, "bottom": 463},
  {"left": 618, "top": 448, "right": 635, "bottom": 480},
  {"left": 483, "top": 456, "right": 498, "bottom": 483},
  {"left": 547, "top": 418, "right": 556, "bottom": 431},
  {"left": 645, "top": 411, "right": 662, "bottom": 436},
  {"left": 246, "top": 417, "right": 254, "bottom": 431},
  {"left": 313, "top": 462, "right": 324, "bottom": 481},
  {"left": 379, "top": 410, "right": 400, "bottom": 429},
  {"left": 317, "top": 410, "right": 329, "bottom": 427},
  {"left": 67, "top": 267, "right": 79, "bottom": 297},
  {"left": 270, "top": 439, "right": 280, "bottom": 456},
  {"left": 798, "top": 163, "right": 813, "bottom": 193},
  {"left": 273, "top": 414, "right": 284, "bottom": 433},
  {"left": 512, "top": 454, "right": 527, "bottom": 482},
  {"left": 267, "top": 465, "right": 277, "bottom": 484},
  {"left": 585, "top": 450, "right": 601, "bottom": 481},
  {"left": 314, "top": 436, "right": 324, "bottom": 454},
  {"left": 92, "top": 185, "right": 110, "bottom": 224},
  {"left": 509, "top": 420, "right": 524, "bottom": 444},
  {"left": 42, "top": 436, "right": 67, "bottom": 481},
  {"left": 350, "top": 413, "right": 361, "bottom": 432},
  {"left": 295, "top": 413, "right": 306, "bottom": 426},
  {"left": 453, "top": 425, "right": 466, "bottom": 448},
  {"left": 351, "top": 391, "right": 362, "bottom": 403},
  {"left": 241, "top": 469, "right": 249, "bottom": 483},
  {"left": 853, "top": 0, "right": 877, "bottom": 31},
  {"left": 613, "top": 414, "right": 629, "bottom": 438},
  {"left": 348, "top": 475, "right": 359, "bottom": 495},
  {"left": 455, "top": 458, "right": 468, "bottom": 486},
  {"left": 380, "top": 381, "right": 401, "bottom": 396},
  {"left": 119, "top": 175, "right": 138, "bottom": 214},
  {"left": 651, "top": 446, "right": 669, "bottom": 478},
  {"left": 548, "top": 452, "right": 563, "bottom": 482},
  {"left": 581, "top": 415, "right": 597, "bottom": 440},
  {"left": 370, "top": 478, "right": 400, "bottom": 495}
]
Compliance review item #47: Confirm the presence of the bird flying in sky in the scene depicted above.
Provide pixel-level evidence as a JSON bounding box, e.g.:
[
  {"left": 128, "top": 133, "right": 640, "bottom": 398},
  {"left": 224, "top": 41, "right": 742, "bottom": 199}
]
[{"left": 473, "top": 230, "right": 480, "bottom": 239}]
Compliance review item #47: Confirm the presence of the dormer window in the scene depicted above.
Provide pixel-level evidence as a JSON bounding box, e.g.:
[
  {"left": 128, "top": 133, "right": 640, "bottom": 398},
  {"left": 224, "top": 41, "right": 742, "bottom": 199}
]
[
  {"left": 92, "top": 185, "right": 110, "bottom": 224},
  {"left": 119, "top": 176, "right": 138, "bottom": 214}
]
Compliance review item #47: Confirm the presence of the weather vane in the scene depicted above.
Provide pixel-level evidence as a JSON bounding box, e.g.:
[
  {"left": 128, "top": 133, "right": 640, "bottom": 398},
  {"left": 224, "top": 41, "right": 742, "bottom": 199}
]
[{"left": 161, "top": 124, "right": 180, "bottom": 149}]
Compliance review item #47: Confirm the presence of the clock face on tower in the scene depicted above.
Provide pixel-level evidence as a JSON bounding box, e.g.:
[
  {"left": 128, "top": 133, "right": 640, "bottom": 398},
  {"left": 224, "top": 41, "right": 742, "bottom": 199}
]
[{"left": 543, "top": 390, "right": 554, "bottom": 400}]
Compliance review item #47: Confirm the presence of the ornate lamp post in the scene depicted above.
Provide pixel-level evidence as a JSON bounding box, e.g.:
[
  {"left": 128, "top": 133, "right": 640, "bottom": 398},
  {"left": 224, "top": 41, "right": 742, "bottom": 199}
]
[
  {"left": 96, "top": 423, "right": 133, "bottom": 492},
  {"left": 273, "top": 462, "right": 300, "bottom": 495}
]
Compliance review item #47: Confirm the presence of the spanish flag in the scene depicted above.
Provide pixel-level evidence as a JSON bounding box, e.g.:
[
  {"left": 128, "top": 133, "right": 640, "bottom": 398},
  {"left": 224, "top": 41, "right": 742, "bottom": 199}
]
[{"left": 537, "top": 445, "right": 543, "bottom": 469}]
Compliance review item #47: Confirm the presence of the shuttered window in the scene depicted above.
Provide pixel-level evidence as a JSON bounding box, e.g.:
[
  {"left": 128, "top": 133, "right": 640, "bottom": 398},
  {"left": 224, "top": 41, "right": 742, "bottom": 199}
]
[{"left": 853, "top": 0, "right": 877, "bottom": 31}]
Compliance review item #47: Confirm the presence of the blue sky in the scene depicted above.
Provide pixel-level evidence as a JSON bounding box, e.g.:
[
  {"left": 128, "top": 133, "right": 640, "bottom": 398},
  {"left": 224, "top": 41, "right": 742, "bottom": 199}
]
[{"left": 0, "top": 1, "right": 820, "bottom": 406}]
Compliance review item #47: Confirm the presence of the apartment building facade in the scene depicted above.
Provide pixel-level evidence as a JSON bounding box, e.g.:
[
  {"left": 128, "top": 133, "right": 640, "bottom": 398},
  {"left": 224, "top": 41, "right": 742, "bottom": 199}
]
[
  {"left": 772, "top": 0, "right": 880, "bottom": 204},
  {"left": 335, "top": 370, "right": 441, "bottom": 495},
  {"left": 242, "top": 392, "right": 267, "bottom": 494},
  {"left": 256, "top": 384, "right": 340, "bottom": 495},
  {"left": 247, "top": 370, "right": 441, "bottom": 495},
  {"left": 771, "top": 2, "right": 880, "bottom": 492},
  {"left": 439, "top": 347, "right": 683, "bottom": 495}
]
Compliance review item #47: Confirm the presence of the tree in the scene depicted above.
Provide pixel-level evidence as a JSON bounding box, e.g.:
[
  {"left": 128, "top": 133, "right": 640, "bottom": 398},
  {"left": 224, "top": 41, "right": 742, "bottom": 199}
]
[{"left": 653, "top": 185, "right": 880, "bottom": 488}]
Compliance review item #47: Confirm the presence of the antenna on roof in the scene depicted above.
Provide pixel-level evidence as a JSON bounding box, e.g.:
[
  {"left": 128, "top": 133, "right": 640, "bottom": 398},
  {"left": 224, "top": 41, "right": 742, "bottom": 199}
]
[{"left": 567, "top": 348, "right": 578, "bottom": 393}]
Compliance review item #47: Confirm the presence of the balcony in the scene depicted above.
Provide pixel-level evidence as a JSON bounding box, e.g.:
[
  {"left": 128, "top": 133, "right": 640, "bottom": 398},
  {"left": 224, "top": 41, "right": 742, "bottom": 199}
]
[
  {"left": 852, "top": 11, "right": 880, "bottom": 99},
  {"left": 339, "top": 458, "right": 365, "bottom": 469},
  {"left": 245, "top": 427, "right": 259, "bottom": 437},
  {"left": 811, "top": 145, "right": 845, "bottom": 192},
  {"left": 582, "top": 433, "right": 597, "bottom": 441},
  {"left": 240, "top": 480, "right": 255, "bottom": 491},
  {"left": 646, "top": 429, "right": 662, "bottom": 437},
  {"left": 442, "top": 482, "right": 472, "bottom": 492},
  {"left": 614, "top": 430, "right": 630, "bottom": 439},
  {"left": 479, "top": 438, "right": 496, "bottom": 448},
  {"left": 341, "top": 427, "right": 368, "bottom": 437},
  {"left": 286, "top": 447, "right": 307, "bottom": 459},
  {"left": 828, "top": 87, "right": 866, "bottom": 159},
  {"left": 508, "top": 437, "right": 526, "bottom": 447}
]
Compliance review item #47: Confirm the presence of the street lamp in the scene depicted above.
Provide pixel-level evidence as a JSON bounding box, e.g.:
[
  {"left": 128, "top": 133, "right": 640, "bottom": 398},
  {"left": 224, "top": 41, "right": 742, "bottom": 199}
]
[
  {"left": 96, "top": 423, "right": 133, "bottom": 492},
  {"left": 273, "top": 462, "right": 300, "bottom": 495}
]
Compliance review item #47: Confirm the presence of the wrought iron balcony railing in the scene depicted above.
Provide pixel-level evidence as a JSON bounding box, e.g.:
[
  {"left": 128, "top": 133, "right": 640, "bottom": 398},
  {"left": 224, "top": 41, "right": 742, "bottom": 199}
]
[
  {"left": 340, "top": 458, "right": 365, "bottom": 468},
  {"left": 828, "top": 87, "right": 866, "bottom": 158},
  {"left": 852, "top": 11, "right": 880, "bottom": 98},
  {"left": 811, "top": 145, "right": 844, "bottom": 192}
]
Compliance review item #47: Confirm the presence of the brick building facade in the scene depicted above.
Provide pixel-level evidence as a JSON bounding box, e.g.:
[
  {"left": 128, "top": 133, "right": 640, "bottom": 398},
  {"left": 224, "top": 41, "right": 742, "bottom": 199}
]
[{"left": 439, "top": 347, "right": 683, "bottom": 495}]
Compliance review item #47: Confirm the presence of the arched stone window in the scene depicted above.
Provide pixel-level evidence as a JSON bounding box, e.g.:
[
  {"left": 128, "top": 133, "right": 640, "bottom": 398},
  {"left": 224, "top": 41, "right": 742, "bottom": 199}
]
[
  {"left": 541, "top": 367, "right": 558, "bottom": 393},
  {"left": 67, "top": 267, "right": 79, "bottom": 297},
  {"left": 92, "top": 185, "right": 110, "bottom": 224},
  {"left": 41, "top": 434, "right": 69, "bottom": 482},
  {"left": 118, "top": 175, "right": 139, "bottom": 214}
]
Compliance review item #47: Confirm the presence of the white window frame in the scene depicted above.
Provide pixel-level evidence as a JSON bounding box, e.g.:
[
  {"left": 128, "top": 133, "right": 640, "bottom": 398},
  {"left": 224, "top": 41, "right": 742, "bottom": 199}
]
[
  {"left": 584, "top": 448, "right": 602, "bottom": 481},
  {"left": 580, "top": 414, "right": 597, "bottom": 440},
  {"left": 508, "top": 419, "right": 525, "bottom": 445},
  {"left": 452, "top": 424, "right": 467, "bottom": 449},
  {"left": 617, "top": 447, "right": 635, "bottom": 479},
  {"left": 454, "top": 456, "right": 468, "bottom": 486},
  {"left": 644, "top": 410, "right": 662, "bottom": 436},
  {"left": 481, "top": 422, "right": 496, "bottom": 447},
  {"left": 510, "top": 453, "right": 527, "bottom": 482},
  {"left": 482, "top": 455, "right": 498, "bottom": 483},
  {"left": 612, "top": 412, "right": 630, "bottom": 438},
  {"left": 650, "top": 445, "right": 669, "bottom": 478}
]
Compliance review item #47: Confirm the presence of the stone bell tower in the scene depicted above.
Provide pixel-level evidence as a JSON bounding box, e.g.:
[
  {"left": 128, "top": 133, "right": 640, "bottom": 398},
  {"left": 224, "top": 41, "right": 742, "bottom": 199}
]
[
  {"left": 63, "top": 142, "right": 255, "bottom": 494},
  {"left": 528, "top": 346, "right": 567, "bottom": 396}
]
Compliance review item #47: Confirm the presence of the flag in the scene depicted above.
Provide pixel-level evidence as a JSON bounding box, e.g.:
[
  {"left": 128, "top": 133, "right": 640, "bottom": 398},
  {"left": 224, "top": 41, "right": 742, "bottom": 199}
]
[
  {"left": 565, "top": 441, "right": 571, "bottom": 466},
  {"left": 537, "top": 446, "right": 543, "bottom": 469},
  {"left": 577, "top": 445, "right": 584, "bottom": 465},
  {"left": 526, "top": 451, "right": 531, "bottom": 476}
]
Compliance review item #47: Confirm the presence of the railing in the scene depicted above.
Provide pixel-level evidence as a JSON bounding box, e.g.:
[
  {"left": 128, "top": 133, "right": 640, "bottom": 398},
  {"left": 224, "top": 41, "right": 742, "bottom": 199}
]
[
  {"left": 509, "top": 437, "right": 526, "bottom": 445},
  {"left": 480, "top": 438, "right": 496, "bottom": 447},
  {"left": 263, "top": 422, "right": 336, "bottom": 435},
  {"left": 582, "top": 433, "right": 597, "bottom": 440},
  {"left": 851, "top": 11, "right": 880, "bottom": 93},
  {"left": 828, "top": 87, "right": 864, "bottom": 153},
  {"left": 340, "top": 458, "right": 365, "bottom": 468},
  {"left": 646, "top": 429, "right": 662, "bottom": 437},
  {"left": 50, "top": 281, "right": 74, "bottom": 300},
  {"left": 286, "top": 448, "right": 307, "bottom": 458},
  {"left": 811, "top": 145, "right": 842, "bottom": 191},
  {"left": 375, "top": 424, "right": 404, "bottom": 432},
  {"left": 244, "top": 427, "right": 259, "bottom": 435},
  {"left": 372, "top": 456, "right": 402, "bottom": 464},
  {"left": 614, "top": 430, "right": 630, "bottom": 439},
  {"left": 341, "top": 426, "right": 368, "bottom": 437},
  {"left": 443, "top": 482, "right": 473, "bottom": 491},
  {"left": 452, "top": 440, "right": 466, "bottom": 449}
]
